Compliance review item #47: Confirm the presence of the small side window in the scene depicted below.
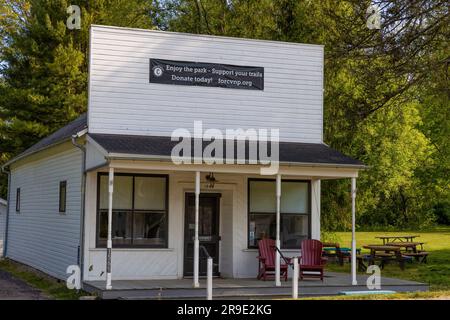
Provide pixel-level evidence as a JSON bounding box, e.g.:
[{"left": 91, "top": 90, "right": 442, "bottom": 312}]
[
  {"left": 16, "top": 188, "right": 20, "bottom": 213},
  {"left": 59, "top": 181, "right": 67, "bottom": 213}
]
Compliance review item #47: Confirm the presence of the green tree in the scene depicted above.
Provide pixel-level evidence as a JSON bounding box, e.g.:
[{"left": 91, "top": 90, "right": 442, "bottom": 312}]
[{"left": 0, "top": 0, "right": 158, "bottom": 197}]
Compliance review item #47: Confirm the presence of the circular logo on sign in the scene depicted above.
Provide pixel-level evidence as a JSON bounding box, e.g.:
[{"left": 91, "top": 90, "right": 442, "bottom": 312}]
[{"left": 153, "top": 66, "right": 164, "bottom": 77}]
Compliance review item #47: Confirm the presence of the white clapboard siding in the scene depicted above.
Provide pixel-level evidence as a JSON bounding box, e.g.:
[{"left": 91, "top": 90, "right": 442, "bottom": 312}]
[
  {"left": 7, "top": 144, "right": 82, "bottom": 279},
  {"left": 88, "top": 25, "right": 324, "bottom": 143},
  {"left": 0, "top": 200, "right": 6, "bottom": 256}
]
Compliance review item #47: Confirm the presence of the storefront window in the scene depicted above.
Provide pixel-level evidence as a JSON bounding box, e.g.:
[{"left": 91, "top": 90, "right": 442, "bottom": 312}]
[
  {"left": 248, "top": 179, "right": 310, "bottom": 248},
  {"left": 97, "top": 174, "right": 168, "bottom": 248}
]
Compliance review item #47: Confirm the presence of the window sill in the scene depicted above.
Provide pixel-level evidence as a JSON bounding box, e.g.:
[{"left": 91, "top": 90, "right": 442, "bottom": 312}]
[{"left": 90, "top": 248, "right": 175, "bottom": 252}]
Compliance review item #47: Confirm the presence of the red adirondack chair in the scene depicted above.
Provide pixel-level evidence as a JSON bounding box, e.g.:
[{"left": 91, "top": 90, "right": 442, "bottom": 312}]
[
  {"left": 300, "top": 239, "right": 326, "bottom": 281},
  {"left": 257, "top": 238, "right": 289, "bottom": 281}
]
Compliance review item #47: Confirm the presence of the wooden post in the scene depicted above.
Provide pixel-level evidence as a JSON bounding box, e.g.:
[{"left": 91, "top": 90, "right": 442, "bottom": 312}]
[
  {"left": 292, "top": 257, "right": 299, "bottom": 299},
  {"left": 275, "top": 174, "right": 281, "bottom": 287},
  {"left": 106, "top": 167, "right": 114, "bottom": 290},
  {"left": 194, "top": 171, "right": 200, "bottom": 288},
  {"left": 207, "top": 257, "right": 213, "bottom": 300}
]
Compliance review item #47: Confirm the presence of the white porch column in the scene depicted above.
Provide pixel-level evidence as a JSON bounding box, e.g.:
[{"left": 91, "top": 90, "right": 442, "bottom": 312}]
[
  {"left": 351, "top": 177, "right": 357, "bottom": 285},
  {"left": 275, "top": 174, "right": 282, "bottom": 287},
  {"left": 193, "top": 171, "right": 201, "bottom": 288},
  {"left": 106, "top": 167, "right": 114, "bottom": 290}
]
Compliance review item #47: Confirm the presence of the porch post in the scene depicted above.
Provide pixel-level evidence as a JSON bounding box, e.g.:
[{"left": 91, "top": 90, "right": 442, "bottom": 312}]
[
  {"left": 275, "top": 174, "right": 282, "bottom": 287},
  {"left": 106, "top": 167, "right": 114, "bottom": 290},
  {"left": 351, "top": 177, "right": 357, "bottom": 285},
  {"left": 193, "top": 171, "right": 200, "bottom": 288}
]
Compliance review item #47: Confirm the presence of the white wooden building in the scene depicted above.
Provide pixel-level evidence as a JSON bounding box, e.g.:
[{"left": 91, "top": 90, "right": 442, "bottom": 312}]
[{"left": 1, "top": 25, "right": 364, "bottom": 288}]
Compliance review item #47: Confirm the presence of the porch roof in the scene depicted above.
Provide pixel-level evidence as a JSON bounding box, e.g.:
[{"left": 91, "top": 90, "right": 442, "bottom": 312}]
[{"left": 88, "top": 133, "right": 365, "bottom": 168}]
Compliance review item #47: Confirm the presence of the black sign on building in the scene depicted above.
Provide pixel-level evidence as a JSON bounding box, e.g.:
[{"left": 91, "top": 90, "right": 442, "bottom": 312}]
[{"left": 150, "top": 59, "right": 264, "bottom": 90}]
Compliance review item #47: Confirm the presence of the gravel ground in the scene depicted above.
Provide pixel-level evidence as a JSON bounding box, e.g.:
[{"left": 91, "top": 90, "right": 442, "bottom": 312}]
[{"left": 0, "top": 268, "right": 48, "bottom": 300}]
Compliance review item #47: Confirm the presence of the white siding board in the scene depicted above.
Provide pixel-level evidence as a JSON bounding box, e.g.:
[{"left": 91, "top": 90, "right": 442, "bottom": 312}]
[
  {"left": 91, "top": 28, "right": 323, "bottom": 53},
  {"left": 90, "top": 100, "right": 323, "bottom": 115},
  {"left": 0, "top": 202, "right": 6, "bottom": 256},
  {"left": 91, "top": 26, "right": 317, "bottom": 45},
  {"left": 89, "top": 26, "right": 324, "bottom": 143},
  {"left": 7, "top": 145, "right": 82, "bottom": 279},
  {"left": 89, "top": 88, "right": 322, "bottom": 104}
]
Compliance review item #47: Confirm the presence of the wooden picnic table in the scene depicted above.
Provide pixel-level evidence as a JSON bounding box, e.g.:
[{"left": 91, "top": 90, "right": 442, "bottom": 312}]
[
  {"left": 375, "top": 235, "right": 419, "bottom": 244},
  {"left": 385, "top": 242, "right": 425, "bottom": 252},
  {"left": 359, "top": 245, "right": 406, "bottom": 270}
]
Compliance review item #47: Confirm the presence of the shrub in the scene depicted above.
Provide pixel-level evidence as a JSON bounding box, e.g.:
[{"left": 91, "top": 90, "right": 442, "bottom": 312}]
[{"left": 434, "top": 203, "right": 450, "bottom": 225}]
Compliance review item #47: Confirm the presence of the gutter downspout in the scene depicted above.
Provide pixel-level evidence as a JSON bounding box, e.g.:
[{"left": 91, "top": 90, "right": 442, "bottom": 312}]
[
  {"left": 71, "top": 132, "right": 86, "bottom": 288},
  {"left": 1, "top": 167, "right": 11, "bottom": 258}
]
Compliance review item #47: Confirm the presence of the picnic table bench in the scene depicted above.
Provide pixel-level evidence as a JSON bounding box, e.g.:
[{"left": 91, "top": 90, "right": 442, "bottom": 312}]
[
  {"left": 375, "top": 235, "right": 419, "bottom": 244},
  {"left": 381, "top": 242, "right": 428, "bottom": 263},
  {"left": 385, "top": 242, "right": 424, "bottom": 251},
  {"left": 358, "top": 245, "right": 409, "bottom": 271}
]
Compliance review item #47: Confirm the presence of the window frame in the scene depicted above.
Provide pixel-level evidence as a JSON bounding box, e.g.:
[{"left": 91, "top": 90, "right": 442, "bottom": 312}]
[
  {"left": 59, "top": 181, "right": 67, "bottom": 214},
  {"left": 95, "top": 173, "right": 169, "bottom": 249},
  {"left": 247, "top": 178, "right": 311, "bottom": 249},
  {"left": 16, "top": 188, "right": 20, "bottom": 213}
]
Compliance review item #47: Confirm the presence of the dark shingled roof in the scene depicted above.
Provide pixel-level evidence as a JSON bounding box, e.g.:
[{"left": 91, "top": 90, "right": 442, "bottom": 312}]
[
  {"left": 89, "top": 133, "right": 364, "bottom": 167},
  {"left": 5, "top": 113, "right": 364, "bottom": 168},
  {"left": 5, "top": 114, "right": 87, "bottom": 165}
]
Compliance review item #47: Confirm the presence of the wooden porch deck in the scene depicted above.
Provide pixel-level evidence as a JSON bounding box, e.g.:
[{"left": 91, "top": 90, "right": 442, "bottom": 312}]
[{"left": 84, "top": 272, "right": 428, "bottom": 299}]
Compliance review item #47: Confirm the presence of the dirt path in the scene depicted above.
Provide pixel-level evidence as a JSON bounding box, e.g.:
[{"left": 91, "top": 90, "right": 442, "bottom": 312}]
[{"left": 0, "top": 268, "right": 48, "bottom": 300}]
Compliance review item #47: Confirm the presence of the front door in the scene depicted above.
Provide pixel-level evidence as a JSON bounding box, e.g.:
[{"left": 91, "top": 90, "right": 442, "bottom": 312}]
[{"left": 184, "top": 193, "right": 220, "bottom": 277}]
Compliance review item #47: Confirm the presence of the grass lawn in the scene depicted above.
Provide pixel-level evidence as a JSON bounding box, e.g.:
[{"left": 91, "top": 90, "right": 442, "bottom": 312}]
[
  {"left": 302, "top": 290, "right": 450, "bottom": 300},
  {"left": 0, "top": 259, "right": 91, "bottom": 300},
  {"left": 324, "top": 226, "right": 450, "bottom": 292}
]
